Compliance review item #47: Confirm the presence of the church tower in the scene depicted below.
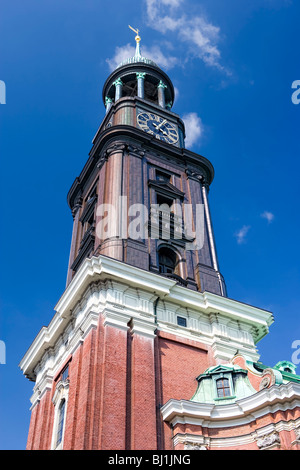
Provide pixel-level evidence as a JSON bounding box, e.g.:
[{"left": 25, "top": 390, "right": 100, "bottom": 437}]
[
  {"left": 66, "top": 27, "right": 226, "bottom": 297},
  {"left": 20, "top": 31, "right": 300, "bottom": 451}
]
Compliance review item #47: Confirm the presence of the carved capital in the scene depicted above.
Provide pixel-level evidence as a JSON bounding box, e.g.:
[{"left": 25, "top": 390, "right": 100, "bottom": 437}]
[
  {"left": 157, "top": 80, "right": 167, "bottom": 89},
  {"left": 113, "top": 77, "right": 123, "bottom": 87},
  {"left": 105, "top": 96, "right": 113, "bottom": 105},
  {"left": 185, "top": 169, "right": 208, "bottom": 187},
  {"left": 136, "top": 72, "right": 146, "bottom": 80},
  {"left": 105, "top": 142, "right": 127, "bottom": 157},
  {"left": 127, "top": 144, "right": 145, "bottom": 158}
]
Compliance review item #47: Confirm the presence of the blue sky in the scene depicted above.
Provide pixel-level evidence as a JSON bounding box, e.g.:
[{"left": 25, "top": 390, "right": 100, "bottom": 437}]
[{"left": 0, "top": 0, "right": 300, "bottom": 450}]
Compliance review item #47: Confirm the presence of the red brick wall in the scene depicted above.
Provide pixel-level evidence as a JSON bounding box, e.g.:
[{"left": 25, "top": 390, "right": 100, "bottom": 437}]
[
  {"left": 26, "top": 316, "right": 213, "bottom": 450},
  {"left": 26, "top": 388, "right": 54, "bottom": 450},
  {"left": 26, "top": 317, "right": 300, "bottom": 451},
  {"left": 129, "top": 331, "right": 157, "bottom": 449},
  {"left": 172, "top": 407, "right": 300, "bottom": 450},
  {"left": 157, "top": 331, "right": 210, "bottom": 403},
  {"left": 156, "top": 331, "right": 211, "bottom": 450}
]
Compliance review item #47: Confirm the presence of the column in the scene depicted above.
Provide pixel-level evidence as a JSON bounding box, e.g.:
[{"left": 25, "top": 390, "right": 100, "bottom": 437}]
[
  {"left": 105, "top": 96, "right": 113, "bottom": 113},
  {"left": 129, "top": 318, "right": 157, "bottom": 450},
  {"left": 157, "top": 80, "right": 167, "bottom": 108},
  {"left": 72, "top": 329, "right": 97, "bottom": 449},
  {"left": 113, "top": 77, "right": 123, "bottom": 102},
  {"left": 99, "top": 310, "right": 129, "bottom": 450},
  {"left": 202, "top": 182, "right": 226, "bottom": 297},
  {"left": 66, "top": 194, "right": 82, "bottom": 286},
  {"left": 98, "top": 144, "right": 125, "bottom": 261},
  {"left": 136, "top": 72, "right": 146, "bottom": 99}
]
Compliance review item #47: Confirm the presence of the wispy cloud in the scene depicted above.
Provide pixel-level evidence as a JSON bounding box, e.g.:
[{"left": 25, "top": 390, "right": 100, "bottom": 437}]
[
  {"left": 261, "top": 211, "right": 275, "bottom": 224},
  {"left": 182, "top": 112, "right": 203, "bottom": 148},
  {"left": 106, "top": 43, "right": 135, "bottom": 71},
  {"left": 106, "top": 43, "right": 179, "bottom": 72},
  {"left": 107, "top": 1, "right": 228, "bottom": 74},
  {"left": 235, "top": 225, "right": 251, "bottom": 244},
  {"left": 144, "top": 0, "right": 228, "bottom": 72},
  {"left": 143, "top": 45, "right": 179, "bottom": 69}
]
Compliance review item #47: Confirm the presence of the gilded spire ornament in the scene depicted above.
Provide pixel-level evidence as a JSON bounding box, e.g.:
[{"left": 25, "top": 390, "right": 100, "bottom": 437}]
[{"left": 128, "top": 25, "right": 142, "bottom": 59}]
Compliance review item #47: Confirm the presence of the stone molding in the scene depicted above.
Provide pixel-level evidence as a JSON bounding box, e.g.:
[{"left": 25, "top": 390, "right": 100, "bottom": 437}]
[
  {"left": 161, "top": 382, "right": 300, "bottom": 429},
  {"left": 256, "top": 431, "right": 280, "bottom": 450},
  {"left": 172, "top": 418, "right": 300, "bottom": 450},
  {"left": 19, "top": 255, "right": 274, "bottom": 400}
]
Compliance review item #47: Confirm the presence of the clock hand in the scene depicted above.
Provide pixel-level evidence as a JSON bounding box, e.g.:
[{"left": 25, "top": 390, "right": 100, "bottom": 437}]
[{"left": 153, "top": 119, "right": 167, "bottom": 131}]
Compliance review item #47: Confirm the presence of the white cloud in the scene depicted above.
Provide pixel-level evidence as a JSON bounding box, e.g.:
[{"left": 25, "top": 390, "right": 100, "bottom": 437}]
[
  {"left": 143, "top": 45, "right": 179, "bottom": 69},
  {"left": 107, "top": 2, "right": 227, "bottom": 73},
  {"left": 161, "top": 0, "right": 183, "bottom": 6},
  {"left": 106, "top": 43, "right": 135, "bottom": 71},
  {"left": 182, "top": 112, "right": 203, "bottom": 148},
  {"left": 144, "top": 0, "right": 226, "bottom": 71},
  {"left": 106, "top": 43, "right": 179, "bottom": 72},
  {"left": 261, "top": 211, "right": 275, "bottom": 223},
  {"left": 173, "top": 86, "right": 179, "bottom": 101},
  {"left": 235, "top": 225, "right": 251, "bottom": 244}
]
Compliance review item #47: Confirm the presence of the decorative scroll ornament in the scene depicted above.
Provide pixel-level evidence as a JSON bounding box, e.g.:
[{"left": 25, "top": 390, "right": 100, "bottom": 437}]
[
  {"left": 184, "top": 442, "right": 207, "bottom": 450},
  {"left": 259, "top": 368, "right": 276, "bottom": 390},
  {"left": 256, "top": 432, "right": 280, "bottom": 449}
]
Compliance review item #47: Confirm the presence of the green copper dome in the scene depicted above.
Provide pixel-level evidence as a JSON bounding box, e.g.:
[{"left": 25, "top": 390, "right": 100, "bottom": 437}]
[
  {"left": 116, "top": 55, "right": 159, "bottom": 69},
  {"left": 102, "top": 27, "right": 175, "bottom": 111}
]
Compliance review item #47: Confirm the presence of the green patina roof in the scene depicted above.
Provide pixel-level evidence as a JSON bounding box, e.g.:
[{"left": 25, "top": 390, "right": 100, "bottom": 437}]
[
  {"left": 191, "top": 359, "right": 300, "bottom": 406},
  {"left": 191, "top": 363, "right": 257, "bottom": 405},
  {"left": 196, "top": 364, "right": 247, "bottom": 380},
  {"left": 255, "top": 360, "right": 300, "bottom": 384}
]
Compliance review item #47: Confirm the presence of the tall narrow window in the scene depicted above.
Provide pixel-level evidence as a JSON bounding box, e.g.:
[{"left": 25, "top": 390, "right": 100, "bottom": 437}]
[
  {"left": 158, "top": 247, "right": 177, "bottom": 274},
  {"left": 216, "top": 378, "right": 231, "bottom": 397},
  {"left": 56, "top": 399, "right": 66, "bottom": 447},
  {"left": 62, "top": 365, "right": 69, "bottom": 382},
  {"left": 51, "top": 376, "right": 69, "bottom": 449}
]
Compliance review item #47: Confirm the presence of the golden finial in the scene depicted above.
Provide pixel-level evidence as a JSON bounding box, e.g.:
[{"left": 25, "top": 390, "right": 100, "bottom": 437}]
[{"left": 128, "top": 25, "right": 141, "bottom": 43}]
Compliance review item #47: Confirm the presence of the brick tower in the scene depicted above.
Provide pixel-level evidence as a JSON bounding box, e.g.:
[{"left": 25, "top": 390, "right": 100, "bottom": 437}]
[{"left": 20, "top": 31, "right": 300, "bottom": 451}]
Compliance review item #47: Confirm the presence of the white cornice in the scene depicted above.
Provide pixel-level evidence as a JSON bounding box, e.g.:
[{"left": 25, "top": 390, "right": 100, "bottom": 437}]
[
  {"left": 19, "top": 255, "right": 274, "bottom": 381},
  {"left": 161, "top": 382, "right": 300, "bottom": 429},
  {"left": 173, "top": 418, "right": 300, "bottom": 449}
]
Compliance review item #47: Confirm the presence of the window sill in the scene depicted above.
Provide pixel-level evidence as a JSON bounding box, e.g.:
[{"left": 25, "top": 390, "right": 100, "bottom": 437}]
[{"left": 214, "top": 395, "right": 236, "bottom": 402}]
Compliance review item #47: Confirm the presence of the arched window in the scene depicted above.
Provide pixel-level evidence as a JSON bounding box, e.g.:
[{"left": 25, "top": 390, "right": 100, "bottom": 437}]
[
  {"left": 158, "top": 247, "right": 177, "bottom": 274},
  {"left": 216, "top": 378, "right": 231, "bottom": 397},
  {"left": 56, "top": 399, "right": 66, "bottom": 447}
]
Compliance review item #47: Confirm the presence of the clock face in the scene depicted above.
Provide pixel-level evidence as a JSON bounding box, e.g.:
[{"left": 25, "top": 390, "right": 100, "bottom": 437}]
[{"left": 137, "top": 112, "right": 179, "bottom": 145}]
